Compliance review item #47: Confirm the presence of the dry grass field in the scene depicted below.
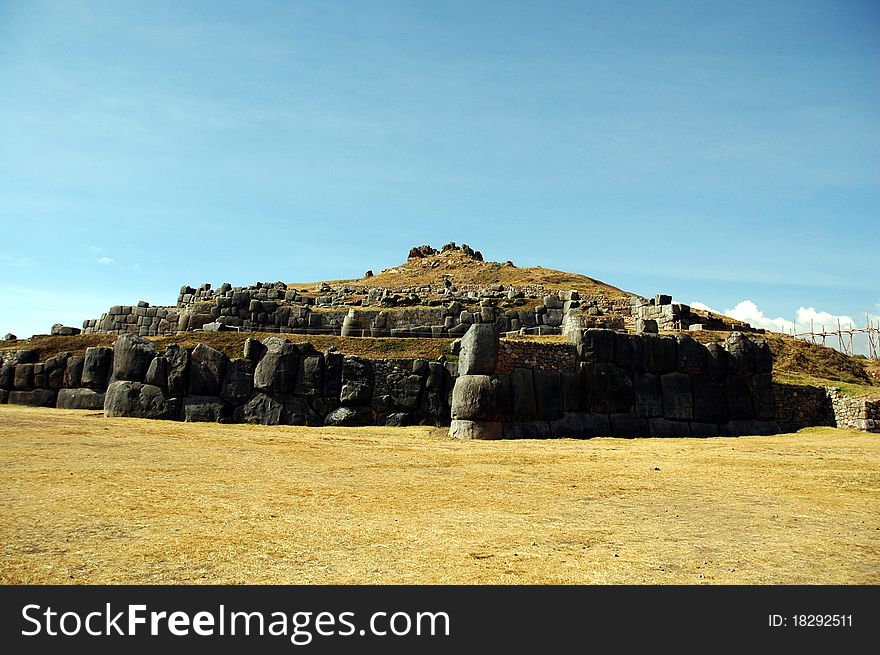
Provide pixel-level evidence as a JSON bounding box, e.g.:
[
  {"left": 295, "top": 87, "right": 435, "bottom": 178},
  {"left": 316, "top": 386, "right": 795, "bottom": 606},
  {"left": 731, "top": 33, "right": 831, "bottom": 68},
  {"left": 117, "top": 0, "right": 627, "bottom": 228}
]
[{"left": 1, "top": 405, "right": 878, "bottom": 585}]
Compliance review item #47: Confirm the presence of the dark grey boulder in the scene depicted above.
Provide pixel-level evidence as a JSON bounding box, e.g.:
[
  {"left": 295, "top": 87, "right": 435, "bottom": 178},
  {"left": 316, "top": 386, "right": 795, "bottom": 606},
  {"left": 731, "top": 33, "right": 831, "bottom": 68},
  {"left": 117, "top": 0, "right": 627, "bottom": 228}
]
[
  {"left": 503, "top": 420, "right": 552, "bottom": 439},
  {"left": 390, "top": 374, "right": 424, "bottom": 411},
  {"left": 451, "top": 374, "right": 509, "bottom": 421},
  {"left": 164, "top": 344, "right": 190, "bottom": 396},
  {"left": 237, "top": 392, "right": 284, "bottom": 425},
  {"left": 549, "top": 412, "right": 610, "bottom": 438},
  {"left": 643, "top": 335, "right": 677, "bottom": 374},
  {"left": 182, "top": 396, "right": 230, "bottom": 422},
  {"left": 380, "top": 412, "right": 410, "bottom": 427},
  {"left": 661, "top": 372, "right": 693, "bottom": 421},
  {"left": 56, "top": 388, "right": 105, "bottom": 410},
  {"left": 82, "top": 347, "right": 113, "bottom": 389},
  {"left": 533, "top": 369, "right": 563, "bottom": 421},
  {"left": 748, "top": 373, "right": 776, "bottom": 420},
  {"left": 675, "top": 335, "right": 707, "bottom": 375},
  {"left": 340, "top": 356, "right": 373, "bottom": 406},
  {"left": 13, "top": 363, "right": 34, "bottom": 391},
  {"left": 412, "top": 359, "right": 430, "bottom": 378},
  {"left": 323, "top": 350, "right": 343, "bottom": 397},
  {"left": 243, "top": 337, "right": 266, "bottom": 362},
  {"left": 63, "top": 356, "right": 84, "bottom": 388},
  {"left": 324, "top": 405, "right": 373, "bottom": 427},
  {"left": 510, "top": 367, "right": 537, "bottom": 420},
  {"left": 449, "top": 419, "right": 502, "bottom": 440},
  {"left": 574, "top": 329, "right": 615, "bottom": 363},
  {"left": 0, "top": 389, "right": 7, "bottom": 404},
  {"left": 457, "top": 324, "right": 499, "bottom": 375},
  {"left": 221, "top": 358, "right": 254, "bottom": 405},
  {"left": 188, "top": 344, "right": 227, "bottom": 396},
  {"left": 561, "top": 370, "right": 586, "bottom": 412},
  {"left": 44, "top": 352, "right": 70, "bottom": 391},
  {"left": 614, "top": 333, "right": 646, "bottom": 371},
  {"left": 412, "top": 391, "right": 449, "bottom": 427},
  {"left": 33, "top": 363, "right": 46, "bottom": 389},
  {"left": 281, "top": 396, "right": 320, "bottom": 426},
  {"left": 590, "top": 363, "right": 634, "bottom": 414},
  {"left": 724, "top": 333, "right": 757, "bottom": 374},
  {"left": 8, "top": 389, "right": 56, "bottom": 407},
  {"left": 425, "top": 362, "right": 448, "bottom": 394},
  {"left": 0, "top": 362, "right": 15, "bottom": 389},
  {"left": 253, "top": 337, "right": 299, "bottom": 394},
  {"left": 145, "top": 356, "right": 169, "bottom": 390},
  {"left": 691, "top": 377, "right": 727, "bottom": 423},
  {"left": 725, "top": 375, "right": 755, "bottom": 420},
  {"left": 295, "top": 352, "right": 324, "bottom": 397},
  {"left": 634, "top": 372, "right": 663, "bottom": 418},
  {"left": 705, "top": 344, "right": 729, "bottom": 383},
  {"left": 104, "top": 381, "right": 179, "bottom": 420},
  {"left": 112, "top": 334, "right": 156, "bottom": 382},
  {"left": 754, "top": 340, "right": 773, "bottom": 375}
]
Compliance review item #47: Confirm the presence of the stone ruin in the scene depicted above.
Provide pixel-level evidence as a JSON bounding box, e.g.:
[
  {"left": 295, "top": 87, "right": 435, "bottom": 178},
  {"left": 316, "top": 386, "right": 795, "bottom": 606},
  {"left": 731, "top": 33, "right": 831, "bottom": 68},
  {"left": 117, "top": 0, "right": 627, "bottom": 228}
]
[{"left": 4, "top": 243, "right": 873, "bottom": 436}]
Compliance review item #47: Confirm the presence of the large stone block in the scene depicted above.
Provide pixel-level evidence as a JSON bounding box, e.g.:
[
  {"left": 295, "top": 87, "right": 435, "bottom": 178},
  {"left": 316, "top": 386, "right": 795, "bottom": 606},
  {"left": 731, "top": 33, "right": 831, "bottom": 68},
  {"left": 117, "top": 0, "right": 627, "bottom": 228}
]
[
  {"left": 748, "top": 373, "right": 776, "bottom": 421},
  {"left": 705, "top": 344, "right": 729, "bottom": 383},
  {"left": 237, "top": 392, "right": 284, "bottom": 425},
  {"left": 390, "top": 373, "right": 425, "bottom": 411},
  {"left": 449, "top": 419, "right": 503, "bottom": 440},
  {"left": 533, "top": 369, "right": 563, "bottom": 421},
  {"left": 164, "top": 344, "right": 190, "bottom": 397},
  {"left": 295, "top": 353, "right": 324, "bottom": 397},
  {"left": 182, "top": 396, "right": 230, "bottom": 422},
  {"left": 340, "top": 356, "right": 373, "bottom": 406},
  {"left": 63, "top": 356, "right": 84, "bottom": 388},
  {"left": 634, "top": 372, "right": 663, "bottom": 418},
  {"left": 689, "top": 422, "right": 719, "bottom": 437},
  {"left": 691, "top": 377, "right": 727, "bottom": 423},
  {"left": 574, "top": 329, "right": 615, "bottom": 363},
  {"left": 510, "top": 367, "right": 537, "bottom": 420},
  {"left": 145, "top": 356, "right": 168, "bottom": 390},
  {"left": 549, "top": 412, "right": 610, "bottom": 438},
  {"left": 661, "top": 372, "right": 693, "bottom": 421},
  {"left": 188, "top": 343, "right": 228, "bottom": 396},
  {"left": 561, "top": 370, "right": 586, "bottom": 412},
  {"left": 614, "top": 333, "right": 646, "bottom": 371},
  {"left": 323, "top": 350, "right": 343, "bottom": 397},
  {"left": 451, "top": 374, "right": 508, "bottom": 421},
  {"left": 13, "top": 363, "right": 34, "bottom": 390},
  {"left": 0, "top": 362, "right": 14, "bottom": 389},
  {"left": 8, "top": 389, "right": 56, "bottom": 407},
  {"left": 725, "top": 375, "right": 755, "bottom": 420},
  {"left": 724, "top": 333, "right": 757, "bottom": 375},
  {"left": 112, "top": 334, "right": 156, "bottom": 383},
  {"left": 221, "top": 358, "right": 254, "bottom": 405},
  {"left": 675, "top": 335, "right": 707, "bottom": 375},
  {"left": 104, "top": 381, "right": 179, "bottom": 420},
  {"left": 590, "top": 363, "right": 634, "bottom": 415},
  {"left": 643, "top": 335, "right": 677, "bottom": 374},
  {"left": 253, "top": 337, "right": 299, "bottom": 394},
  {"left": 457, "top": 324, "right": 499, "bottom": 375},
  {"left": 56, "top": 388, "right": 105, "bottom": 410}
]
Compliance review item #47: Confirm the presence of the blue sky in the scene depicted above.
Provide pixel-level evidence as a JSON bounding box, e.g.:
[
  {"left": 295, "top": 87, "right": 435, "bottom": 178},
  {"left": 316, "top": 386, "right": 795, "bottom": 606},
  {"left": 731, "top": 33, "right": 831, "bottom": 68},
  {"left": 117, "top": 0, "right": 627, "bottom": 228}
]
[{"left": 1, "top": 1, "right": 878, "bottom": 348}]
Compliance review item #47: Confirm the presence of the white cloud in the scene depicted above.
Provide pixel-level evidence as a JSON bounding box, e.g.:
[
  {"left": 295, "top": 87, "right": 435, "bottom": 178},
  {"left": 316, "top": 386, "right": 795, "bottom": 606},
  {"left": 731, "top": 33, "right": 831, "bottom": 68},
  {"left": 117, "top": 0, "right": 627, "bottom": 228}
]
[
  {"left": 690, "top": 298, "right": 879, "bottom": 356},
  {"left": 96, "top": 256, "right": 115, "bottom": 265},
  {"left": 89, "top": 245, "right": 104, "bottom": 253}
]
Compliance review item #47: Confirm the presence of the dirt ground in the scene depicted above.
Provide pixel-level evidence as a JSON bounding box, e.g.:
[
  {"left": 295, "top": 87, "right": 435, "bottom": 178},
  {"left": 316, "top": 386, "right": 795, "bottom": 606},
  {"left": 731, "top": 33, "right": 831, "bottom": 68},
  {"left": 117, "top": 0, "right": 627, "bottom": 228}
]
[{"left": 1, "top": 405, "right": 877, "bottom": 584}]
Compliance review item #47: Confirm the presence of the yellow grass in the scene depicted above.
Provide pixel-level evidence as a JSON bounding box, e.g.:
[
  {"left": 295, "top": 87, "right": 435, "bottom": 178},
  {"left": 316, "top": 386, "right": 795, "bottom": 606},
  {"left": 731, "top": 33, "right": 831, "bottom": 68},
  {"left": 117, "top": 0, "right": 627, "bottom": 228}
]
[{"left": 1, "top": 405, "right": 877, "bottom": 585}]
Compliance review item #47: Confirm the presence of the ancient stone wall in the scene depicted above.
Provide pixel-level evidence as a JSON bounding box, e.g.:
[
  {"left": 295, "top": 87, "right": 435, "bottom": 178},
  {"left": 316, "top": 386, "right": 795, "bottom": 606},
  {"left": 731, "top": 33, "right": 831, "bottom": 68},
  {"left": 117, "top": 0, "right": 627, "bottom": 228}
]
[
  {"left": 0, "top": 336, "right": 453, "bottom": 428},
  {"left": 826, "top": 388, "right": 880, "bottom": 432},
  {"left": 450, "top": 327, "right": 780, "bottom": 439},
  {"left": 773, "top": 383, "right": 833, "bottom": 432}
]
